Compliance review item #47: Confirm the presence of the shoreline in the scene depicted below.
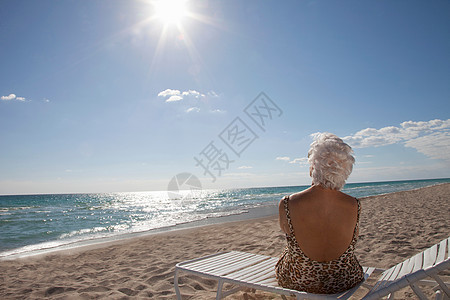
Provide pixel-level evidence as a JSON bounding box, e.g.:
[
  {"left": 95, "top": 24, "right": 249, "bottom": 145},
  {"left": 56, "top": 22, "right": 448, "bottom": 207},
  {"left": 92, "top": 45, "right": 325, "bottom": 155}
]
[
  {"left": 0, "top": 203, "right": 279, "bottom": 261},
  {"left": 0, "top": 183, "right": 448, "bottom": 299},
  {"left": 1, "top": 179, "right": 449, "bottom": 261},
  {"left": 1, "top": 182, "right": 449, "bottom": 261}
]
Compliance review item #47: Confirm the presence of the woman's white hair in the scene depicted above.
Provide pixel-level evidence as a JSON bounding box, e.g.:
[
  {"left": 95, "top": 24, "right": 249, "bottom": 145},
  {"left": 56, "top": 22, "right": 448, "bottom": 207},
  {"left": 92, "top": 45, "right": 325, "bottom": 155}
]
[{"left": 307, "top": 132, "right": 354, "bottom": 190}]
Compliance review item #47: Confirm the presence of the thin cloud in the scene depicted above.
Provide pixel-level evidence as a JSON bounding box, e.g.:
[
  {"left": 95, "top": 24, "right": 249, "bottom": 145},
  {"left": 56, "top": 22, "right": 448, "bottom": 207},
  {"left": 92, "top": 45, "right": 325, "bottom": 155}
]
[
  {"left": 208, "top": 91, "right": 219, "bottom": 98},
  {"left": 404, "top": 131, "right": 450, "bottom": 162},
  {"left": 186, "top": 107, "right": 200, "bottom": 113},
  {"left": 158, "top": 89, "right": 180, "bottom": 97},
  {"left": 158, "top": 88, "right": 206, "bottom": 103},
  {"left": 238, "top": 165, "right": 253, "bottom": 169},
  {"left": 182, "top": 90, "right": 205, "bottom": 98},
  {"left": 275, "top": 156, "right": 290, "bottom": 161},
  {"left": 343, "top": 119, "right": 450, "bottom": 162},
  {"left": 166, "top": 95, "right": 183, "bottom": 102},
  {"left": 210, "top": 109, "right": 226, "bottom": 114},
  {"left": 158, "top": 89, "right": 223, "bottom": 113},
  {"left": 289, "top": 157, "right": 308, "bottom": 165},
  {"left": 1, "top": 93, "right": 26, "bottom": 102},
  {"left": 276, "top": 156, "right": 308, "bottom": 165}
]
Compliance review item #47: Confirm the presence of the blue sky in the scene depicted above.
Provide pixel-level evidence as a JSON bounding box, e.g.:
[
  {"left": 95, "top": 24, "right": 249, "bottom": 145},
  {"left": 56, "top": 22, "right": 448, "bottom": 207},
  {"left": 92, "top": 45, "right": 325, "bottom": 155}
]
[{"left": 1, "top": 0, "right": 449, "bottom": 194}]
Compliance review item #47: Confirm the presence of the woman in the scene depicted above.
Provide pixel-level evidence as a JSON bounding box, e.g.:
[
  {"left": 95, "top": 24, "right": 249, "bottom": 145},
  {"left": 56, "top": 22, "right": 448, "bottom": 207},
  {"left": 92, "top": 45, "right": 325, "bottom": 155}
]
[{"left": 275, "top": 133, "right": 364, "bottom": 294}]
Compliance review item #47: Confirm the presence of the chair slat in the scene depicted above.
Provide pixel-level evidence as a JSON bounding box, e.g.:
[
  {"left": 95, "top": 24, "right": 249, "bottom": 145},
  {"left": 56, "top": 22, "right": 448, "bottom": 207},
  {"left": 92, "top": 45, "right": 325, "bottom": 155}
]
[
  {"left": 371, "top": 266, "right": 396, "bottom": 292},
  {"left": 445, "top": 237, "right": 449, "bottom": 258},
  {"left": 235, "top": 262, "right": 275, "bottom": 282},
  {"left": 207, "top": 256, "right": 267, "bottom": 276},
  {"left": 183, "top": 251, "right": 247, "bottom": 269},
  {"left": 257, "top": 277, "right": 278, "bottom": 286},
  {"left": 436, "top": 238, "right": 447, "bottom": 264},
  {"left": 396, "top": 256, "right": 416, "bottom": 278},
  {"left": 423, "top": 244, "right": 438, "bottom": 269},
  {"left": 187, "top": 252, "right": 258, "bottom": 273},
  {"left": 248, "top": 269, "right": 277, "bottom": 284},
  {"left": 226, "top": 258, "right": 272, "bottom": 279},
  {"left": 412, "top": 251, "right": 424, "bottom": 273},
  {"left": 387, "top": 261, "right": 403, "bottom": 281},
  {"left": 374, "top": 263, "right": 401, "bottom": 292},
  {"left": 227, "top": 257, "right": 275, "bottom": 279}
]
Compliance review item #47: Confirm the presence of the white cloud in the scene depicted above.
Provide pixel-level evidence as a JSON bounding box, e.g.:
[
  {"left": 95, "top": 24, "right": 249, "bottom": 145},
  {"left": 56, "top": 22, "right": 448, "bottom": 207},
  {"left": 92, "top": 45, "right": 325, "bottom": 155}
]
[
  {"left": 289, "top": 157, "right": 308, "bottom": 165},
  {"left": 276, "top": 156, "right": 308, "bottom": 165},
  {"left": 275, "top": 156, "right": 290, "bottom": 161},
  {"left": 1, "top": 93, "right": 16, "bottom": 100},
  {"left": 158, "top": 89, "right": 180, "bottom": 97},
  {"left": 208, "top": 91, "right": 219, "bottom": 98},
  {"left": 158, "top": 88, "right": 224, "bottom": 113},
  {"left": 404, "top": 131, "right": 450, "bottom": 161},
  {"left": 158, "top": 88, "right": 206, "bottom": 103},
  {"left": 158, "top": 89, "right": 205, "bottom": 101},
  {"left": 1, "top": 93, "right": 28, "bottom": 102},
  {"left": 350, "top": 163, "right": 450, "bottom": 183},
  {"left": 182, "top": 90, "right": 205, "bottom": 98},
  {"left": 186, "top": 107, "right": 200, "bottom": 113},
  {"left": 343, "top": 119, "right": 450, "bottom": 162},
  {"left": 44, "top": 98, "right": 50, "bottom": 103},
  {"left": 238, "top": 165, "right": 253, "bottom": 169},
  {"left": 166, "top": 95, "right": 183, "bottom": 102},
  {"left": 210, "top": 109, "right": 226, "bottom": 114},
  {"left": 1, "top": 93, "right": 20, "bottom": 101}
]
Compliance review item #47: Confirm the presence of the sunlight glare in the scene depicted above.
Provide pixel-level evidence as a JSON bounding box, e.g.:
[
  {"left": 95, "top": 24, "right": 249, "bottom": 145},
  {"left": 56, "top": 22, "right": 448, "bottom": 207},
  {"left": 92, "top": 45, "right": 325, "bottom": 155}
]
[{"left": 153, "top": 0, "right": 188, "bottom": 25}]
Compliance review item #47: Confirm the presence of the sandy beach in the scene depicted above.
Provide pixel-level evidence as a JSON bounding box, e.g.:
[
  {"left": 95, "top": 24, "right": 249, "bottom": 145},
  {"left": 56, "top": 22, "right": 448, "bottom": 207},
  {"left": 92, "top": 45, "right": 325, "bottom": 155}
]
[{"left": 0, "top": 183, "right": 449, "bottom": 299}]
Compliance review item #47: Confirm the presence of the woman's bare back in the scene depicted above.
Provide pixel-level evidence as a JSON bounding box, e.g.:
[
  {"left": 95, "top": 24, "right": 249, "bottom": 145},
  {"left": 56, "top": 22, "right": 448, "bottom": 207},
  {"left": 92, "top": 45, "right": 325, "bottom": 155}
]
[{"left": 279, "top": 185, "right": 359, "bottom": 262}]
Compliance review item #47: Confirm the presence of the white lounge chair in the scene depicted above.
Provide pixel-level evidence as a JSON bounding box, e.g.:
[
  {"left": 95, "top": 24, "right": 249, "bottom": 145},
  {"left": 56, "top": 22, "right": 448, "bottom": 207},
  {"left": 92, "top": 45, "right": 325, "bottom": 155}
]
[
  {"left": 362, "top": 237, "right": 449, "bottom": 300},
  {"left": 174, "top": 237, "right": 449, "bottom": 300},
  {"left": 174, "top": 251, "right": 375, "bottom": 299}
]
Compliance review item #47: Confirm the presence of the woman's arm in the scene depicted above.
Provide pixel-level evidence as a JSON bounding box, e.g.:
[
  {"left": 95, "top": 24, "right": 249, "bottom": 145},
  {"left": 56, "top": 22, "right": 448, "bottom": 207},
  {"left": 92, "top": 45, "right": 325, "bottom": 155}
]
[{"left": 278, "top": 198, "right": 289, "bottom": 234}]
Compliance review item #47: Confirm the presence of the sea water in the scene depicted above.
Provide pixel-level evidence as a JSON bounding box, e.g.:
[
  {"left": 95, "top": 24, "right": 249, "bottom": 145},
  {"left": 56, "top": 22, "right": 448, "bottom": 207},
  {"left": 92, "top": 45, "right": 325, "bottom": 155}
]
[{"left": 1, "top": 178, "right": 449, "bottom": 259}]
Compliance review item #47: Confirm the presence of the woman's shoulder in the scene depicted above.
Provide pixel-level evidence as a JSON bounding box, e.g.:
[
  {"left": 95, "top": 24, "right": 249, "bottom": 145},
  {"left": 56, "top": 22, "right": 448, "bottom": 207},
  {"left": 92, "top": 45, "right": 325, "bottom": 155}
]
[
  {"left": 288, "top": 186, "right": 358, "bottom": 208},
  {"left": 289, "top": 186, "right": 314, "bottom": 199}
]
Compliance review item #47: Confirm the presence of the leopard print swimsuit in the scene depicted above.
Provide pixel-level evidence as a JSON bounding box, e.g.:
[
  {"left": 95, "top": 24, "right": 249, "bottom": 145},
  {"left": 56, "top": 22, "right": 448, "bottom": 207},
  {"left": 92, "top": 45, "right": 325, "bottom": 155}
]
[{"left": 275, "top": 196, "right": 364, "bottom": 294}]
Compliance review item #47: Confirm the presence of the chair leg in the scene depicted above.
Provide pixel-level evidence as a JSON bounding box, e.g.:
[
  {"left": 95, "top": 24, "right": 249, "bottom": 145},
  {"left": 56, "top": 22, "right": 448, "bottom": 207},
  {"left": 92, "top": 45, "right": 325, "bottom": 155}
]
[
  {"left": 410, "top": 283, "right": 428, "bottom": 300},
  {"left": 431, "top": 274, "right": 450, "bottom": 298},
  {"left": 174, "top": 269, "right": 182, "bottom": 300},
  {"left": 434, "top": 289, "right": 443, "bottom": 300},
  {"left": 216, "top": 279, "right": 224, "bottom": 300},
  {"left": 386, "top": 292, "right": 395, "bottom": 299}
]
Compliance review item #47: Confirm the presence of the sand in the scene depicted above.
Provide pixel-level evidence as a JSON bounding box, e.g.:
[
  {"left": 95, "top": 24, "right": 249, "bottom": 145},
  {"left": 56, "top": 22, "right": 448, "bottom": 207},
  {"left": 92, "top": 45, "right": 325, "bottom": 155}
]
[{"left": 0, "top": 183, "right": 449, "bottom": 299}]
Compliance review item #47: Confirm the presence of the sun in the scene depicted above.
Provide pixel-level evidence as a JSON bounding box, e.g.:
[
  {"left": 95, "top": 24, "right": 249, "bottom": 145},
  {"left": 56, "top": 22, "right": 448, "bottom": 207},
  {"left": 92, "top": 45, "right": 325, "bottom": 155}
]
[{"left": 153, "top": 0, "right": 189, "bottom": 25}]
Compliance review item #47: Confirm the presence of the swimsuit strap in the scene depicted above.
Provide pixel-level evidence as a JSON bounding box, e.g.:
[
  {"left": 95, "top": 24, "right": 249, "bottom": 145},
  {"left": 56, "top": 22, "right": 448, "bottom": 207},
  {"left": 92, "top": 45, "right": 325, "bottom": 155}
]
[
  {"left": 283, "top": 196, "right": 295, "bottom": 235},
  {"left": 350, "top": 199, "right": 361, "bottom": 245}
]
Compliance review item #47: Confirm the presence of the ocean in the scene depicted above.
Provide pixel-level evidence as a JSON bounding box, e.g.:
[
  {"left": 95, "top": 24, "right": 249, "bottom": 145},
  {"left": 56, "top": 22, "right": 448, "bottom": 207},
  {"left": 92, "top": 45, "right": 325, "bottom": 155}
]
[{"left": 1, "top": 178, "right": 449, "bottom": 259}]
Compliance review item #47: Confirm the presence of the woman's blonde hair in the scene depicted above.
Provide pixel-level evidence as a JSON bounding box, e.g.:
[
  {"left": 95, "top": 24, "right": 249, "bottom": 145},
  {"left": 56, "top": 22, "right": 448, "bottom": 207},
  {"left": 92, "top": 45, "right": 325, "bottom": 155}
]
[{"left": 307, "top": 133, "right": 354, "bottom": 190}]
